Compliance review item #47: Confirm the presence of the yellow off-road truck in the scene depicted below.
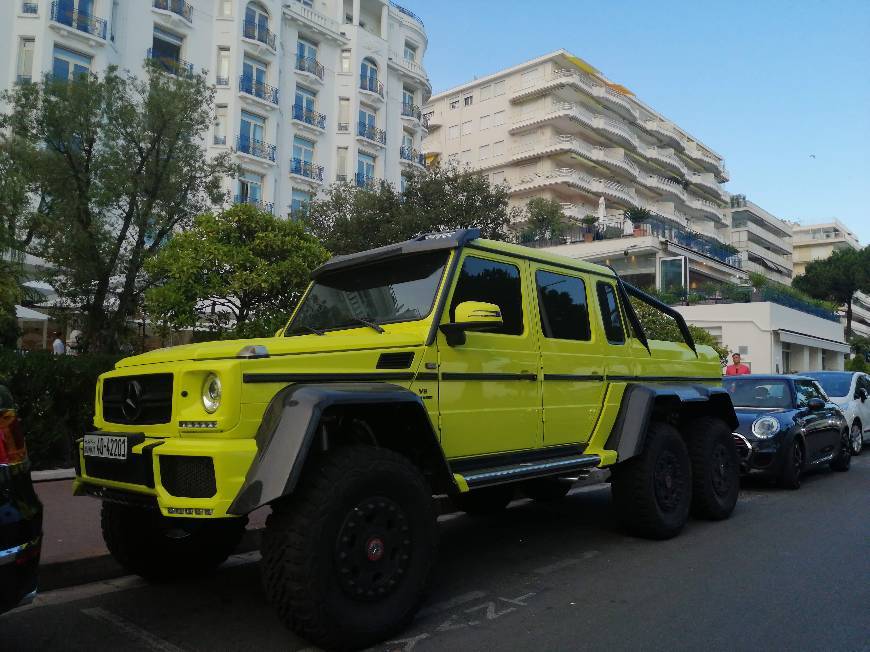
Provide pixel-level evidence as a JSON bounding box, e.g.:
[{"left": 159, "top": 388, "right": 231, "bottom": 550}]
[{"left": 74, "top": 229, "right": 738, "bottom": 649}]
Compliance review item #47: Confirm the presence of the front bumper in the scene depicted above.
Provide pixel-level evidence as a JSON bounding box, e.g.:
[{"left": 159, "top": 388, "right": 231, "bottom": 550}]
[
  {"left": 732, "top": 431, "right": 789, "bottom": 475},
  {"left": 74, "top": 433, "right": 257, "bottom": 518}
]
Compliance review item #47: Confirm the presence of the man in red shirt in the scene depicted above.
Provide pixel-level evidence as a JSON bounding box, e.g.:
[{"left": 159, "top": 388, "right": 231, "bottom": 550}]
[{"left": 725, "top": 352, "right": 751, "bottom": 376}]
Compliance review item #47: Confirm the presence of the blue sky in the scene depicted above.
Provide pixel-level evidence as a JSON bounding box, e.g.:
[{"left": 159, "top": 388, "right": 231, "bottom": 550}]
[{"left": 401, "top": 0, "right": 870, "bottom": 244}]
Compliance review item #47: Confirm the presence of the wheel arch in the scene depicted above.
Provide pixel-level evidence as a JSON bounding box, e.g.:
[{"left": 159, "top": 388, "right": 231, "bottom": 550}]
[{"left": 227, "top": 383, "right": 455, "bottom": 515}]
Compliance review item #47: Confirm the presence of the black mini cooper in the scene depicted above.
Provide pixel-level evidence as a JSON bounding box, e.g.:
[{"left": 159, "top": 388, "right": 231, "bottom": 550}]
[{"left": 723, "top": 375, "right": 851, "bottom": 488}]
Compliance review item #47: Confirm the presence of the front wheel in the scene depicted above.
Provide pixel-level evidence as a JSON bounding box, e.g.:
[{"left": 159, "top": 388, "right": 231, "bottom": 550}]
[
  {"left": 849, "top": 423, "right": 863, "bottom": 455},
  {"left": 260, "top": 446, "right": 436, "bottom": 651},
  {"left": 611, "top": 422, "right": 692, "bottom": 540},
  {"left": 830, "top": 430, "right": 852, "bottom": 472}
]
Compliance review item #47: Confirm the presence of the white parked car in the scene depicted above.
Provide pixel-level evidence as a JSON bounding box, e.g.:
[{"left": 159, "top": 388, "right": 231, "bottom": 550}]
[{"left": 805, "top": 371, "right": 870, "bottom": 454}]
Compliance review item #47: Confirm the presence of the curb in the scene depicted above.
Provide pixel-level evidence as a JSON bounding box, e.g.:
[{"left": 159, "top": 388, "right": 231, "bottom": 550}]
[{"left": 32, "top": 468, "right": 76, "bottom": 483}]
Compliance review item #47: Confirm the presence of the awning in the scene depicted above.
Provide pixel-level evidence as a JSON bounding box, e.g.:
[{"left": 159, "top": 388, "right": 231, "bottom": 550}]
[
  {"left": 15, "top": 305, "right": 50, "bottom": 321},
  {"left": 565, "top": 55, "right": 600, "bottom": 76},
  {"left": 777, "top": 329, "right": 851, "bottom": 354}
]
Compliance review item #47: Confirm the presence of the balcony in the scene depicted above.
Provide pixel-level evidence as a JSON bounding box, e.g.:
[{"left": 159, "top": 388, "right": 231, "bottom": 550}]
[
  {"left": 357, "top": 122, "right": 387, "bottom": 147},
  {"left": 510, "top": 136, "right": 640, "bottom": 181},
  {"left": 401, "top": 102, "right": 422, "bottom": 122},
  {"left": 690, "top": 172, "right": 727, "bottom": 200},
  {"left": 644, "top": 119, "right": 685, "bottom": 150},
  {"left": 399, "top": 146, "right": 425, "bottom": 167},
  {"left": 684, "top": 141, "right": 721, "bottom": 174},
  {"left": 388, "top": 51, "right": 431, "bottom": 96},
  {"left": 234, "top": 195, "right": 274, "bottom": 214},
  {"left": 152, "top": 0, "right": 192, "bottom": 22},
  {"left": 289, "top": 158, "right": 324, "bottom": 183},
  {"left": 642, "top": 146, "right": 688, "bottom": 178},
  {"left": 242, "top": 19, "right": 276, "bottom": 50},
  {"left": 638, "top": 215, "right": 742, "bottom": 268},
  {"left": 236, "top": 136, "right": 277, "bottom": 162},
  {"left": 22, "top": 2, "right": 38, "bottom": 14},
  {"left": 388, "top": 1, "right": 426, "bottom": 39},
  {"left": 643, "top": 174, "right": 687, "bottom": 202},
  {"left": 685, "top": 194, "right": 724, "bottom": 221},
  {"left": 284, "top": 1, "right": 347, "bottom": 43},
  {"left": 512, "top": 168, "right": 640, "bottom": 209},
  {"left": 509, "top": 69, "right": 638, "bottom": 122},
  {"left": 295, "top": 55, "right": 324, "bottom": 82},
  {"left": 50, "top": 1, "right": 107, "bottom": 40},
  {"left": 147, "top": 49, "right": 194, "bottom": 77},
  {"left": 359, "top": 75, "right": 385, "bottom": 99},
  {"left": 510, "top": 101, "right": 638, "bottom": 150},
  {"left": 292, "top": 104, "right": 326, "bottom": 131},
  {"left": 239, "top": 75, "right": 279, "bottom": 105},
  {"left": 354, "top": 173, "right": 380, "bottom": 189}
]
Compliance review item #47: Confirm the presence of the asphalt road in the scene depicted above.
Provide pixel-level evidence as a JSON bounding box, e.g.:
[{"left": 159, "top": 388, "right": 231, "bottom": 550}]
[{"left": 3, "top": 456, "right": 869, "bottom": 652}]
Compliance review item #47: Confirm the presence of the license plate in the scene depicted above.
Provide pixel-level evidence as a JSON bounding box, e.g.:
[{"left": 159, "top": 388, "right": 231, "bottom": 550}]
[{"left": 83, "top": 434, "right": 128, "bottom": 460}]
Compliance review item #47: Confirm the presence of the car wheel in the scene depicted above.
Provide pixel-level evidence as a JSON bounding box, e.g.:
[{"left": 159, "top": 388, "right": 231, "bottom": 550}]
[
  {"left": 454, "top": 484, "right": 515, "bottom": 515},
  {"left": 522, "top": 477, "right": 573, "bottom": 502},
  {"left": 611, "top": 421, "right": 692, "bottom": 540},
  {"left": 260, "top": 446, "right": 436, "bottom": 650},
  {"left": 684, "top": 417, "right": 740, "bottom": 520},
  {"left": 830, "top": 430, "right": 852, "bottom": 472},
  {"left": 778, "top": 438, "right": 803, "bottom": 490},
  {"left": 849, "top": 423, "right": 863, "bottom": 455}
]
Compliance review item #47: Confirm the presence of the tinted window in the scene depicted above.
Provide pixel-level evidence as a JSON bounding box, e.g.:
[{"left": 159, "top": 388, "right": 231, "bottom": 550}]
[
  {"left": 805, "top": 372, "right": 852, "bottom": 397},
  {"left": 536, "top": 270, "right": 591, "bottom": 341},
  {"left": 450, "top": 256, "right": 523, "bottom": 335},
  {"left": 857, "top": 375, "right": 870, "bottom": 394},
  {"left": 794, "top": 380, "right": 824, "bottom": 407},
  {"left": 596, "top": 282, "right": 625, "bottom": 344},
  {"left": 723, "top": 378, "right": 792, "bottom": 408}
]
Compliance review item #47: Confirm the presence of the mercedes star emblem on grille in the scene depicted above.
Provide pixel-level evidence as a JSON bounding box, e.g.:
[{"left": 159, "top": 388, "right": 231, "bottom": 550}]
[{"left": 122, "top": 379, "right": 144, "bottom": 421}]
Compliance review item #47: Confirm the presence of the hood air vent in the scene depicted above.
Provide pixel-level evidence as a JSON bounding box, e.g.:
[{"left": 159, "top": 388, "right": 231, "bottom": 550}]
[{"left": 376, "top": 352, "right": 414, "bottom": 369}]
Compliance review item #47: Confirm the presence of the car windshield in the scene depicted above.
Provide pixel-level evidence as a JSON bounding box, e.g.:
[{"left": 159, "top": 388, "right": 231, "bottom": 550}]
[
  {"left": 804, "top": 373, "right": 852, "bottom": 398},
  {"left": 287, "top": 250, "right": 450, "bottom": 335},
  {"left": 723, "top": 378, "right": 792, "bottom": 409}
]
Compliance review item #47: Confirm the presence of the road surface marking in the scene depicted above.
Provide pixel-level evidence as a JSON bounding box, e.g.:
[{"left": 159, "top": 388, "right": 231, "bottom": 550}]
[
  {"left": 82, "top": 607, "right": 185, "bottom": 652},
  {"left": 534, "top": 558, "right": 579, "bottom": 575},
  {"left": 416, "top": 590, "right": 487, "bottom": 619}
]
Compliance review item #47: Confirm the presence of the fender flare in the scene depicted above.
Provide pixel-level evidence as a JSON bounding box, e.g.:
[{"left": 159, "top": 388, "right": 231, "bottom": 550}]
[
  {"left": 606, "top": 383, "right": 738, "bottom": 463},
  {"left": 228, "top": 382, "right": 454, "bottom": 515}
]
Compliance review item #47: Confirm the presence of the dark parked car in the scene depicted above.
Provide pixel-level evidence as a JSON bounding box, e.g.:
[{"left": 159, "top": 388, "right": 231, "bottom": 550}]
[
  {"left": 0, "top": 384, "right": 43, "bottom": 614},
  {"left": 723, "top": 375, "right": 851, "bottom": 488}
]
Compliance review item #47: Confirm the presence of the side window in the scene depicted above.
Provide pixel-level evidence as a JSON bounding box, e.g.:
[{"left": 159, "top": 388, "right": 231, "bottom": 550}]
[
  {"left": 596, "top": 282, "right": 625, "bottom": 344},
  {"left": 858, "top": 375, "right": 870, "bottom": 394},
  {"left": 795, "top": 380, "right": 823, "bottom": 407},
  {"left": 535, "top": 270, "right": 591, "bottom": 341},
  {"left": 450, "top": 256, "right": 523, "bottom": 335}
]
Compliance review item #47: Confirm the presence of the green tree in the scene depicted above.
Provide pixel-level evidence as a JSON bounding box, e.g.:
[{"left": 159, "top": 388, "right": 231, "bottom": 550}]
[
  {"left": 793, "top": 247, "right": 870, "bottom": 337},
  {"left": 0, "top": 63, "right": 235, "bottom": 352},
  {"left": 516, "top": 197, "right": 568, "bottom": 243},
  {"left": 304, "top": 165, "right": 519, "bottom": 255},
  {"left": 630, "top": 298, "right": 729, "bottom": 365},
  {"left": 145, "top": 205, "right": 329, "bottom": 339}
]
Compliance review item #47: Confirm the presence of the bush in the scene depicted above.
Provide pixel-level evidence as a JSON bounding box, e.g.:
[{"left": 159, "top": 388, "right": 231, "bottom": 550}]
[
  {"left": 630, "top": 299, "right": 729, "bottom": 365},
  {"left": 0, "top": 351, "right": 120, "bottom": 469},
  {"left": 847, "top": 355, "right": 867, "bottom": 372}
]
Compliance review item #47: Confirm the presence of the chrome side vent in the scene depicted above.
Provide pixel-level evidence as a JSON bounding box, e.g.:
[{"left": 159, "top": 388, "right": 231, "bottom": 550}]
[{"left": 376, "top": 352, "right": 414, "bottom": 369}]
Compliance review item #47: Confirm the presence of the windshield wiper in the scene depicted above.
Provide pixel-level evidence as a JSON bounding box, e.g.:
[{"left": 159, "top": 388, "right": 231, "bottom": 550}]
[
  {"left": 351, "top": 317, "right": 385, "bottom": 334},
  {"left": 289, "top": 325, "right": 325, "bottom": 336}
]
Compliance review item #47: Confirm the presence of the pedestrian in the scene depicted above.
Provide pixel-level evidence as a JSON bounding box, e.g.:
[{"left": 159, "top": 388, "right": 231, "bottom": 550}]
[
  {"left": 52, "top": 331, "right": 65, "bottom": 356},
  {"left": 725, "top": 352, "right": 750, "bottom": 375}
]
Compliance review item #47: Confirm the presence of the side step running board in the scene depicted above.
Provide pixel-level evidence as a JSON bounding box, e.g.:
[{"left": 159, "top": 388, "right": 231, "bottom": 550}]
[{"left": 460, "top": 454, "right": 601, "bottom": 490}]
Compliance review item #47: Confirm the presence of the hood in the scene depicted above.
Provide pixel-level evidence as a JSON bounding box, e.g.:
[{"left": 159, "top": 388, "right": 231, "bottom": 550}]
[
  {"left": 733, "top": 407, "right": 794, "bottom": 437},
  {"left": 115, "top": 329, "right": 426, "bottom": 369}
]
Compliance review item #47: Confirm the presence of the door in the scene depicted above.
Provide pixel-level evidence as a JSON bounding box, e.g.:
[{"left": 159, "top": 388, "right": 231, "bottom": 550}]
[
  {"left": 356, "top": 153, "right": 375, "bottom": 185},
  {"left": 534, "top": 268, "right": 606, "bottom": 446},
  {"left": 794, "top": 379, "right": 840, "bottom": 461},
  {"left": 239, "top": 111, "right": 264, "bottom": 151},
  {"left": 436, "top": 253, "right": 541, "bottom": 459},
  {"left": 297, "top": 39, "right": 317, "bottom": 69},
  {"left": 856, "top": 374, "right": 870, "bottom": 437},
  {"left": 295, "top": 87, "right": 316, "bottom": 120},
  {"left": 242, "top": 58, "right": 266, "bottom": 97}
]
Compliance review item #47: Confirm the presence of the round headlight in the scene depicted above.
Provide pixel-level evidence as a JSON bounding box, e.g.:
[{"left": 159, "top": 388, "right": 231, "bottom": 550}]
[
  {"left": 751, "top": 416, "right": 780, "bottom": 438},
  {"left": 202, "top": 373, "right": 222, "bottom": 414}
]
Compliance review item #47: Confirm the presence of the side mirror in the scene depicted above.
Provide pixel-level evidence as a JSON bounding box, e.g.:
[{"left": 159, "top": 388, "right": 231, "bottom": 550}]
[
  {"left": 856, "top": 388, "right": 868, "bottom": 402},
  {"left": 440, "top": 301, "right": 503, "bottom": 346},
  {"left": 807, "top": 397, "right": 825, "bottom": 411}
]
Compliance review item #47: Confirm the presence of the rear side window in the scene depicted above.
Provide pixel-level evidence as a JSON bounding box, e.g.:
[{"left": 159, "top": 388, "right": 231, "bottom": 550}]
[
  {"left": 596, "top": 282, "right": 625, "bottom": 344},
  {"left": 450, "top": 256, "right": 523, "bottom": 335},
  {"left": 536, "top": 270, "right": 591, "bottom": 341}
]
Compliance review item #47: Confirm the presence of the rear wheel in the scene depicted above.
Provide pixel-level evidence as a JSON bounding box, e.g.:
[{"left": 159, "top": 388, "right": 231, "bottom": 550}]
[
  {"left": 522, "top": 477, "right": 573, "bottom": 502},
  {"left": 830, "top": 430, "right": 852, "bottom": 472},
  {"left": 685, "top": 417, "right": 740, "bottom": 520},
  {"left": 849, "top": 423, "right": 863, "bottom": 455},
  {"left": 101, "top": 502, "right": 247, "bottom": 582},
  {"left": 611, "top": 422, "right": 692, "bottom": 540},
  {"left": 778, "top": 438, "right": 803, "bottom": 489},
  {"left": 453, "top": 484, "right": 514, "bottom": 515}
]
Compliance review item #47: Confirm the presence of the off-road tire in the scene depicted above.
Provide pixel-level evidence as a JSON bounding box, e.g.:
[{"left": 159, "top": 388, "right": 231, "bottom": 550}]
[
  {"left": 101, "top": 502, "right": 247, "bottom": 582},
  {"left": 830, "top": 429, "right": 852, "bottom": 472},
  {"left": 611, "top": 421, "right": 692, "bottom": 540},
  {"left": 260, "top": 446, "right": 436, "bottom": 651},
  {"left": 522, "top": 477, "right": 573, "bottom": 502},
  {"left": 684, "top": 417, "right": 740, "bottom": 520},
  {"left": 778, "top": 438, "right": 803, "bottom": 489},
  {"left": 453, "top": 484, "right": 515, "bottom": 515}
]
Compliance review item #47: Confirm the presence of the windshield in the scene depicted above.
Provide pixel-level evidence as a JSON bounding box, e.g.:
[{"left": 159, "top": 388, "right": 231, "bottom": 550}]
[
  {"left": 723, "top": 378, "right": 793, "bottom": 409},
  {"left": 287, "top": 251, "right": 450, "bottom": 335},
  {"left": 804, "top": 373, "right": 852, "bottom": 398}
]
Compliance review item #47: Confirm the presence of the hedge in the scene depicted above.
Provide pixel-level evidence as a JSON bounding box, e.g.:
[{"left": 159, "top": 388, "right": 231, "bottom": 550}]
[{"left": 0, "top": 351, "right": 120, "bottom": 469}]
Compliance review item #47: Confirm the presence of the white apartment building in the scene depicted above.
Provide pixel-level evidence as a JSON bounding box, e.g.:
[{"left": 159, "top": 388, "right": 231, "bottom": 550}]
[
  {"left": 728, "top": 195, "right": 793, "bottom": 285},
  {"left": 423, "top": 49, "right": 742, "bottom": 293},
  {"left": 2, "top": 0, "right": 431, "bottom": 217},
  {"left": 791, "top": 219, "right": 860, "bottom": 276}
]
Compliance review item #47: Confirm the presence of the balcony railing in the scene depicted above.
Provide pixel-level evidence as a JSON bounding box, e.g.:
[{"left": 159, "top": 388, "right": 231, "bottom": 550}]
[
  {"left": 636, "top": 215, "right": 741, "bottom": 267},
  {"left": 236, "top": 136, "right": 276, "bottom": 162},
  {"left": 292, "top": 104, "right": 326, "bottom": 129},
  {"left": 22, "top": 2, "right": 38, "bottom": 14},
  {"left": 389, "top": 1, "right": 424, "bottom": 26},
  {"left": 354, "top": 173, "right": 379, "bottom": 189},
  {"left": 359, "top": 75, "right": 384, "bottom": 98},
  {"left": 216, "top": 76, "right": 229, "bottom": 86},
  {"left": 50, "top": 1, "right": 107, "bottom": 39},
  {"left": 213, "top": 134, "right": 227, "bottom": 145},
  {"left": 15, "top": 75, "right": 33, "bottom": 85},
  {"left": 152, "top": 0, "right": 192, "bottom": 22},
  {"left": 357, "top": 122, "right": 386, "bottom": 145},
  {"left": 147, "top": 49, "right": 194, "bottom": 76},
  {"left": 400, "top": 146, "right": 424, "bottom": 166},
  {"left": 234, "top": 195, "right": 274, "bottom": 214},
  {"left": 239, "top": 75, "right": 279, "bottom": 104},
  {"left": 401, "top": 102, "right": 422, "bottom": 121},
  {"left": 295, "top": 55, "right": 324, "bottom": 80},
  {"left": 290, "top": 158, "right": 324, "bottom": 182},
  {"left": 242, "top": 19, "right": 276, "bottom": 49}
]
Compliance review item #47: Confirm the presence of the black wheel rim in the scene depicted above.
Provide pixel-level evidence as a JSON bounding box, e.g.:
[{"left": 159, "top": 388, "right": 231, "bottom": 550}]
[
  {"left": 793, "top": 440, "right": 803, "bottom": 475},
  {"left": 654, "top": 450, "right": 685, "bottom": 513},
  {"left": 710, "top": 443, "right": 733, "bottom": 497},
  {"left": 334, "top": 496, "right": 411, "bottom": 601}
]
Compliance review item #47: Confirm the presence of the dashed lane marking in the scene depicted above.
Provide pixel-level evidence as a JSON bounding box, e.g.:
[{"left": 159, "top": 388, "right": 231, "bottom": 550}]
[{"left": 82, "top": 606, "right": 186, "bottom": 652}]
